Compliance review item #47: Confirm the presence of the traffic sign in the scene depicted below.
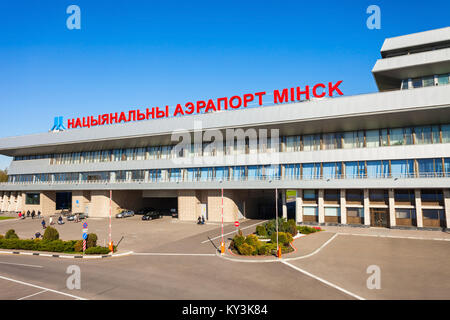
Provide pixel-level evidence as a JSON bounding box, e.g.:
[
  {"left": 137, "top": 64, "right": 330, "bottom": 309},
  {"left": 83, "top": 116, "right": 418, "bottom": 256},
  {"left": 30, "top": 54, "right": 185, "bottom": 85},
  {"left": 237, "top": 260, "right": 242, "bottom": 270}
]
[
  {"left": 234, "top": 221, "right": 240, "bottom": 227},
  {"left": 82, "top": 222, "right": 88, "bottom": 229},
  {"left": 82, "top": 233, "right": 88, "bottom": 240}
]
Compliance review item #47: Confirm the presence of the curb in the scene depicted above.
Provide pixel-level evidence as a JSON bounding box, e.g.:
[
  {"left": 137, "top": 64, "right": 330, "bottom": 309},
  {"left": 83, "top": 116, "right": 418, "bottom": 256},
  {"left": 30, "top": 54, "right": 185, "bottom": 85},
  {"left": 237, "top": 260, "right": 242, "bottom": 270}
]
[{"left": 0, "top": 249, "right": 134, "bottom": 259}]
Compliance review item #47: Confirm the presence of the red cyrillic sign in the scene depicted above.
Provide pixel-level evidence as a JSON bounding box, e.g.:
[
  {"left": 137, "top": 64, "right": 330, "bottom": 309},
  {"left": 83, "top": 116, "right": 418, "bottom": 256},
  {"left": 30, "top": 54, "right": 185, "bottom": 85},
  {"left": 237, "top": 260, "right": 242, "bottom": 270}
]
[{"left": 66, "top": 81, "right": 343, "bottom": 129}]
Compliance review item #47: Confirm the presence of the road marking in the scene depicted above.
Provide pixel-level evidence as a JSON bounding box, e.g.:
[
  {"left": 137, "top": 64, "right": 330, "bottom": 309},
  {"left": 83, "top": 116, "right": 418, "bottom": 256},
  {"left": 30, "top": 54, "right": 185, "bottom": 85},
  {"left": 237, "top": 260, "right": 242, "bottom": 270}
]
[
  {"left": 201, "top": 220, "right": 268, "bottom": 244},
  {"left": 338, "top": 232, "right": 450, "bottom": 242},
  {"left": 0, "top": 261, "right": 43, "bottom": 268},
  {"left": 133, "top": 253, "right": 216, "bottom": 257},
  {"left": 280, "top": 260, "right": 366, "bottom": 300},
  {"left": 0, "top": 274, "right": 87, "bottom": 300},
  {"left": 17, "top": 289, "right": 48, "bottom": 300},
  {"left": 283, "top": 233, "right": 339, "bottom": 262}
]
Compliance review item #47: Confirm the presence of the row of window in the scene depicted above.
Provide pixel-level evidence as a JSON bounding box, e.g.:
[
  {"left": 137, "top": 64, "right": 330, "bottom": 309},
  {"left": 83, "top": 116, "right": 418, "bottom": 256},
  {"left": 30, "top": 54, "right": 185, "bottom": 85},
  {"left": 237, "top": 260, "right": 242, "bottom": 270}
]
[
  {"left": 8, "top": 158, "right": 450, "bottom": 183},
  {"left": 401, "top": 73, "right": 450, "bottom": 90},
  {"left": 13, "top": 124, "right": 450, "bottom": 164}
]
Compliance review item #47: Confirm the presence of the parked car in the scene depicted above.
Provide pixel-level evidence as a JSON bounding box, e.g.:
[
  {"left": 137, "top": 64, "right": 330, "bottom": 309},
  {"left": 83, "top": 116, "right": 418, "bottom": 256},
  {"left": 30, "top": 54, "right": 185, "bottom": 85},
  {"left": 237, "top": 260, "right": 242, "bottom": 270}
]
[
  {"left": 67, "top": 213, "right": 88, "bottom": 221},
  {"left": 142, "top": 211, "right": 163, "bottom": 221},
  {"left": 170, "top": 208, "right": 178, "bottom": 219},
  {"left": 116, "top": 210, "right": 135, "bottom": 218},
  {"left": 60, "top": 209, "right": 72, "bottom": 217},
  {"left": 136, "top": 208, "right": 155, "bottom": 215}
]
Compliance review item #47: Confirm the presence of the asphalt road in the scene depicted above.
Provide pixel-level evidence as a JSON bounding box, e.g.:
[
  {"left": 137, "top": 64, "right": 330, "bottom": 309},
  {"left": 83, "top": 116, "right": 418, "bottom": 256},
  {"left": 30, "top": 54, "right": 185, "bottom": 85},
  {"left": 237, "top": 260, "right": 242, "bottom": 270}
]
[{"left": 0, "top": 219, "right": 449, "bottom": 300}]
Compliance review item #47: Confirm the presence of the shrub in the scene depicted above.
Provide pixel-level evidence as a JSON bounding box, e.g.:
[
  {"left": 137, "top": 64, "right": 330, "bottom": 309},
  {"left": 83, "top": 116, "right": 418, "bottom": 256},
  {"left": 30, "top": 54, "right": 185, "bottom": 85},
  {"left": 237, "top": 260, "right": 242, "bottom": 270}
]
[
  {"left": 232, "top": 235, "right": 245, "bottom": 250},
  {"left": 256, "top": 225, "right": 268, "bottom": 237},
  {"left": 237, "top": 243, "right": 255, "bottom": 256},
  {"left": 244, "top": 234, "right": 259, "bottom": 247},
  {"left": 258, "top": 244, "right": 272, "bottom": 256},
  {"left": 43, "top": 226, "right": 59, "bottom": 241},
  {"left": 297, "top": 226, "right": 321, "bottom": 234},
  {"left": 0, "top": 235, "right": 3, "bottom": 239},
  {"left": 270, "top": 232, "right": 293, "bottom": 246},
  {"left": 284, "top": 219, "right": 298, "bottom": 237},
  {"left": 74, "top": 240, "right": 83, "bottom": 252},
  {"left": 5, "top": 229, "right": 19, "bottom": 239},
  {"left": 85, "top": 246, "right": 111, "bottom": 255},
  {"left": 87, "top": 233, "right": 98, "bottom": 248}
]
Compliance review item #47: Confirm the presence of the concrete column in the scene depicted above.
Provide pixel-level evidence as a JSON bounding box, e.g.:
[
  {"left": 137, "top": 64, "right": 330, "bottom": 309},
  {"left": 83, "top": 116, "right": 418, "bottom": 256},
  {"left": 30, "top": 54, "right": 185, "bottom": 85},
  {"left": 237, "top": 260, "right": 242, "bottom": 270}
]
[
  {"left": 364, "top": 189, "right": 371, "bottom": 226},
  {"left": 443, "top": 189, "right": 450, "bottom": 230},
  {"left": 282, "top": 190, "right": 287, "bottom": 219},
  {"left": 415, "top": 189, "right": 423, "bottom": 228},
  {"left": 340, "top": 189, "right": 347, "bottom": 225},
  {"left": 1, "top": 193, "right": 8, "bottom": 211},
  {"left": 15, "top": 193, "right": 23, "bottom": 212},
  {"left": 388, "top": 189, "right": 396, "bottom": 228},
  {"left": 110, "top": 172, "right": 116, "bottom": 183},
  {"left": 296, "top": 190, "right": 303, "bottom": 224},
  {"left": 8, "top": 193, "right": 16, "bottom": 212},
  {"left": 318, "top": 189, "right": 325, "bottom": 224},
  {"left": 144, "top": 170, "right": 149, "bottom": 182}
]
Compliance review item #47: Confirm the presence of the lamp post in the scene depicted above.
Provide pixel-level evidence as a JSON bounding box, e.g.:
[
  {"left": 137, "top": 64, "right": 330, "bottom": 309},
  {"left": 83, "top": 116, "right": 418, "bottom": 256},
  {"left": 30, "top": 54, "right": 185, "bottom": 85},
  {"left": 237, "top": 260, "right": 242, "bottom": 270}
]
[
  {"left": 220, "top": 188, "right": 225, "bottom": 254},
  {"left": 276, "top": 188, "right": 281, "bottom": 258},
  {"left": 108, "top": 190, "right": 113, "bottom": 253}
]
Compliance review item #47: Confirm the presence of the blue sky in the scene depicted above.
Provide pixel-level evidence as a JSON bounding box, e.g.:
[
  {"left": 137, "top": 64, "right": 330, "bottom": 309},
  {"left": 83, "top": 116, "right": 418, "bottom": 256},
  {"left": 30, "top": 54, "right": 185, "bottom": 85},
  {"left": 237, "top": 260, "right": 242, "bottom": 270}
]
[{"left": 0, "top": 0, "right": 449, "bottom": 169}]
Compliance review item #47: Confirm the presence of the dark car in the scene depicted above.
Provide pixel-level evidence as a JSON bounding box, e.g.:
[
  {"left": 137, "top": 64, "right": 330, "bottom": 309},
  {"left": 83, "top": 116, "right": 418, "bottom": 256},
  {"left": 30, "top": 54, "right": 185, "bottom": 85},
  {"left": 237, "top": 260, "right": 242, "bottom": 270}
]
[
  {"left": 170, "top": 208, "right": 178, "bottom": 219},
  {"left": 142, "top": 211, "right": 163, "bottom": 221},
  {"left": 136, "top": 208, "right": 156, "bottom": 215},
  {"left": 115, "top": 210, "right": 135, "bottom": 218}
]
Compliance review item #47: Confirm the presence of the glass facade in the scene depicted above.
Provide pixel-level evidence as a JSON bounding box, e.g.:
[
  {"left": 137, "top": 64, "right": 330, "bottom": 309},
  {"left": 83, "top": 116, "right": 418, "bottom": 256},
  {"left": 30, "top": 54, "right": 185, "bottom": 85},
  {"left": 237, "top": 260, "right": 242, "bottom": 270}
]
[{"left": 8, "top": 157, "right": 450, "bottom": 184}]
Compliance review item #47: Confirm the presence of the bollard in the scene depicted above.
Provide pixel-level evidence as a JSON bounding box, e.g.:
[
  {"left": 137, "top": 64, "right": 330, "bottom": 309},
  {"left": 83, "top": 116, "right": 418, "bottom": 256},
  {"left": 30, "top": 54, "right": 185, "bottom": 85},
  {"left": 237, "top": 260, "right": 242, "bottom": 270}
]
[
  {"left": 220, "top": 242, "right": 226, "bottom": 254},
  {"left": 277, "top": 247, "right": 282, "bottom": 259},
  {"left": 109, "top": 241, "right": 114, "bottom": 253}
]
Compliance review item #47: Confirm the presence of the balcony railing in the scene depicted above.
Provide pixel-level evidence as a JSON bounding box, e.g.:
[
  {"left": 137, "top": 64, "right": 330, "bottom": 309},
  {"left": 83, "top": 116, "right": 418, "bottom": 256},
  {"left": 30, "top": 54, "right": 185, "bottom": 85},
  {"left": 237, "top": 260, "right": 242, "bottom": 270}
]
[{"left": 1, "top": 172, "right": 447, "bottom": 186}]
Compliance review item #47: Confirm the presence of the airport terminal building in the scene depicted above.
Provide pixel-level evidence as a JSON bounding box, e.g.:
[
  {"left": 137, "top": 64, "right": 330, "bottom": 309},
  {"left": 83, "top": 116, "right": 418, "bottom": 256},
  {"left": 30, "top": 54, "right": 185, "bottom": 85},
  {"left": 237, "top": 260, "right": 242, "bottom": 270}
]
[{"left": 0, "top": 27, "right": 449, "bottom": 230}]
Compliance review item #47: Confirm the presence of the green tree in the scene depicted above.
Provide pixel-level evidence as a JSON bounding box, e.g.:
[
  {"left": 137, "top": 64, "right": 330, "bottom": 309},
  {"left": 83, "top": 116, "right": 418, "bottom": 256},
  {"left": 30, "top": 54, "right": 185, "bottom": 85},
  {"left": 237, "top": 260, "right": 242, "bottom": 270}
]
[{"left": 0, "top": 170, "right": 8, "bottom": 183}]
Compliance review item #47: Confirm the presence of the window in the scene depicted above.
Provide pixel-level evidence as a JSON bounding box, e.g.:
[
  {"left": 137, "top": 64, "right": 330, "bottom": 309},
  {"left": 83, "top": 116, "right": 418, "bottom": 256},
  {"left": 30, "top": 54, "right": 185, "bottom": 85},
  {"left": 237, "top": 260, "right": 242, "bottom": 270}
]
[
  {"left": 303, "top": 134, "right": 320, "bottom": 151},
  {"left": 302, "top": 163, "right": 320, "bottom": 179},
  {"left": 303, "top": 190, "right": 317, "bottom": 201},
  {"left": 369, "top": 190, "right": 388, "bottom": 203},
  {"left": 347, "top": 207, "right": 364, "bottom": 218},
  {"left": 417, "top": 158, "right": 442, "bottom": 177},
  {"left": 325, "top": 207, "right": 340, "bottom": 216},
  {"left": 422, "top": 76, "right": 435, "bottom": 87},
  {"left": 395, "top": 209, "right": 416, "bottom": 219},
  {"left": 401, "top": 79, "right": 409, "bottom": 90},
  {"left": 389, "top": 128, "right": 405, "bottom": 145},
  {"left": 345, "top": 162, "right": 365, "bottom": 179},
  {"left": 322, "top": 163, "right": 342, "bottom": 179},
  {"left": 346, "top": 190, "right": 363, "bottom": 203},
  {"left": 366, "top": 161, "right": 389, "bottom": 178},
  {"left": 303, "top": 207, "right": 318, "bottom": 216},
  {"left": 421, "top": 189, "right": 443, "bottom": 204},
  {"left": 437, "top": 74, "right": 449, "bottom": 85},
  {"left": 394, "top": 190, "right": 414, "bottom": 203},
  {"left": 412, "top": 78, "right": 422, "bottom": 88},
  {"left": 324, "top": 190, "right": 339, "bottom": 202},
  {"left": 343, "top": 131, "right": 364, "bottom": 149},
  {"left": 442, "top": 125, "right": 450, "bottom": 143},
  {"left": 390, "top": 160, "right": 414, "bottom": 178},
  {"left": 365, "top": 130, "right": 380, "bottom": 148},
  {"left": 25, "top": 193, "right": 40, "bottom": 205},
  {"left": 422, "top": 209, "right": 444, "bottom": 221}
]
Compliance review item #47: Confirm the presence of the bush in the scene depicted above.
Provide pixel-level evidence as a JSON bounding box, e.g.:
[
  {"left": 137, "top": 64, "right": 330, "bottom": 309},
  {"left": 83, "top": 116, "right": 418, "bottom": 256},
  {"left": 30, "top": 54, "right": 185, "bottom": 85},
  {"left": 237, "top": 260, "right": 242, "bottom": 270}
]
[
  {"left": 237, "top": 243, "right": 255, "bottom": 256},
  {"left": 0, "top": 238, "right": 76, "bottom": 253},
  {"left": 258, "top": 244, "right": 272, "bottom": 256},
  {"left": 85, "top": 246, "right": 111, "bottom": 255},
  {"left": 284, "top": 219, "right": 298, "bottom": 237},
  {"left": 297, "top": 226, "right": 321, "bottom": 234},
  {"left": 232, "top": 235, "right": 245, "bottom": 250},
  {"left": 43, "top": 226, "right": 59, "bottom": 241},
  {"left": 0, "top": 235, "right": 3, "bottom": 239},
  {"left": 244, "top": 234, "right": 259, "bottom": 247},
  {"left": 270, "top": 232, "right": 293, "bottom": 246},
  {"left": 87, "top": 233, "right": 98, "bottom": 248},
  {"left": 256, "top": 225, "right": 268, "bottom": 237},
  {"left": 74, "top": 240, "right": 83, "bottom": 252},
  {"left": 5, "top": 229, "right": 19, "bottom": 239}
]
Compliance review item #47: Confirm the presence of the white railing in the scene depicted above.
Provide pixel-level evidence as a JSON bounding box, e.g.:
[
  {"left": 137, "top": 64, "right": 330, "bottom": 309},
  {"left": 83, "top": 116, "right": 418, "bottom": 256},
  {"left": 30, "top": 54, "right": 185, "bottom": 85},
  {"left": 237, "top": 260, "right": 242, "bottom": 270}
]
[{"left": 1, "top": 172, "right": 447, "bottom": 186}]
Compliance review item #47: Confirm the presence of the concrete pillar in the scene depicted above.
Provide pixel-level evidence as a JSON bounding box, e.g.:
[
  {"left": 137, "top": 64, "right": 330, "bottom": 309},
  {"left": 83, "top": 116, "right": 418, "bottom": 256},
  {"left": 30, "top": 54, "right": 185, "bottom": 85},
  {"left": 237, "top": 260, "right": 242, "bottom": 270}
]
[
  {"left": 178, "top": 190, "right": 200, "bottom": 221},
  {"left": 443, "top": 189, "right": 450, "bottom": 230},
  {"left": 110, "top": 172, "right": 116, "bottom": 183},
  {"left": 3, "top": 193, "right": 10, "bottom": 211},
  {"left": 296, "top": 190, "right": 303, "bottom": 224},
  {"left": 8, "top": 193, "right": 16, "bottom": 212},
  {"left": 318, "top": 189, "right": 325, "bottom": 224},
  {"left": 282, "top": 190, "right": 287, "bottom": 219},
  {"left": 15, "top": 192, "right": 23, "bottom": 212},
  {"left": 340, "top": 189, "right": 347, "bottom": 225},
  {"left": 364, "top": 189, "right": 371, "bottom": 226},
  {"left": 144, "top": 170, "right": 149, "bottom": 182},
  {"left": 388, "top": 189, "right": 396, "bottom": 228},
  {"left": 415, "top": 189, "right": 423, "bottom": 228},
  {"left": 41, "top": 191, "right": 56, "bottom": 216}
]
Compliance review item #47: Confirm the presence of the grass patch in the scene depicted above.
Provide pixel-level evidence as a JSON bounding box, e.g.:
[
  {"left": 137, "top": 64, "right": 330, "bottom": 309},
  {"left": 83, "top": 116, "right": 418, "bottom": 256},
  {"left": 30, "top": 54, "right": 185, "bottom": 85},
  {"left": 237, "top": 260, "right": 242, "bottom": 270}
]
[{"left": 0, "top": 217, "right": 15, "bottom": 220}]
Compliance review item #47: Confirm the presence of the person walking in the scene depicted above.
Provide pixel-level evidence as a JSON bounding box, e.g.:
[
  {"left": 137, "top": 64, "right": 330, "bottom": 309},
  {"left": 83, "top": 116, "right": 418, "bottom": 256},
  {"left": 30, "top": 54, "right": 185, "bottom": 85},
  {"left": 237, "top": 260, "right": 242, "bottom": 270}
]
[
  {"left": 37, "top": 211, "right": 41, "bottom": 219},
  {"left": 31, "top": 210, "right": 36, "bottom": 219},
  {"left": 18, "top": 212, "right": 22, "bottom": 219},
  {"left": 27, "top": 210, "right": 30, "bottom": 218},
  {"left": 41, "top": 219, "right": 46, "bottom": 229}
]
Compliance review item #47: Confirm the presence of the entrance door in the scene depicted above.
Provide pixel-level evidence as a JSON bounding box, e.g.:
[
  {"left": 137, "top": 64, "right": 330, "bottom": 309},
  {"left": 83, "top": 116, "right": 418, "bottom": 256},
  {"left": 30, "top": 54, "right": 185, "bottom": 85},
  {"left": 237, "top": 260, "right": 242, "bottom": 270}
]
[{"left": 370, "top": 208, "right": 389, "bottom": 228}]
